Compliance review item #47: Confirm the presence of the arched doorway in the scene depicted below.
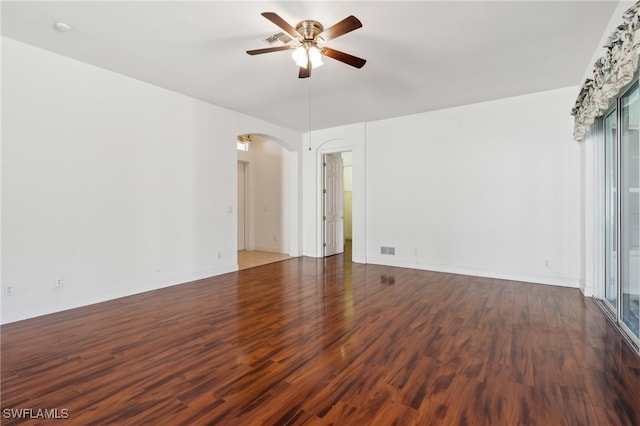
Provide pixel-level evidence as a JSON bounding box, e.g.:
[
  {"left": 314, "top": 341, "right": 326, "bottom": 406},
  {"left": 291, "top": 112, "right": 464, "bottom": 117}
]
[{"left": 236, "top": 133, "right": 300, "bottom": 269}]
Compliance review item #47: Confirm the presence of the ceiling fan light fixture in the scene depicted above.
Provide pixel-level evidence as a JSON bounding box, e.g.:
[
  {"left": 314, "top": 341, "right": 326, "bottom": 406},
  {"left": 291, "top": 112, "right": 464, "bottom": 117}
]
[
  {"left": 292, "top": 45, "right": 323, "bottom": 69},
  {"left": 248, "top": 12, "right": 364, "bottom": 78},
  {"left": 308, "top": 46, "right": 323, "bottom": 68},
  {"left": 292, "top": 46, "right": 308, "bottom": 67}
]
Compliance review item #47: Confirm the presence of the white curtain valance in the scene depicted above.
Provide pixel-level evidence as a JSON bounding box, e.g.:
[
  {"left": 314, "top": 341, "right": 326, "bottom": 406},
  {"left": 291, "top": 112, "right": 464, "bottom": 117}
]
[{"left": 572, "top": 2, "right": 640, "bottom": 141}]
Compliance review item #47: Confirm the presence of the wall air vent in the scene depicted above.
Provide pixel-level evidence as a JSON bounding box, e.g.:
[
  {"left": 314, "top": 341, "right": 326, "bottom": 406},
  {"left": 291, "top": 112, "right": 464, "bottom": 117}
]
[{"left": 381, "top": 246, "right": 396, "bottom": 255}]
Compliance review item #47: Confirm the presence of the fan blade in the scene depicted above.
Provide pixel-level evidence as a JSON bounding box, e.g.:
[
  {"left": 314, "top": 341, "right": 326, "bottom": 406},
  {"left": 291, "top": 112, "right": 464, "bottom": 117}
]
[
  {"left": 247, "top": 45, "right": 295, "bottom": 55},
  {"left": 318, "top": 15, "right": 362, "bottom": 41},
  {"left": 261, "top": 12, "right": 301, "bottom": 39},
  {"left": 322, "top": 47, "right": 366, "bottom": 68}
]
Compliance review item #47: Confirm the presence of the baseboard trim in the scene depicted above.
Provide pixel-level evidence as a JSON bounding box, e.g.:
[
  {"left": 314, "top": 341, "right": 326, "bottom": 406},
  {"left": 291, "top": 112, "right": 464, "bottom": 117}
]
[
  {"left": 365, "top": 256, "right": 579, "bottom": 288},
  {"left": 1, "top": 264, "right": 237, "bottom": 324}
]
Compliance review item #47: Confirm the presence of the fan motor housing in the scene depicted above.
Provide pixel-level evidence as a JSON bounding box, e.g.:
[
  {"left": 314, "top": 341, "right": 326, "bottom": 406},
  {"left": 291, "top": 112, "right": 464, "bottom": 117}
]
[{"left": 296, "top": 20, "right": 324, "bottom": 41}]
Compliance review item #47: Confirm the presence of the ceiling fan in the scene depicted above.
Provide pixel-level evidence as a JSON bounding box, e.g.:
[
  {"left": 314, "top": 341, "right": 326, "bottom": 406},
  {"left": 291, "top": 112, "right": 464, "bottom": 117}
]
[{"left": 247, "top": 12, "right": 366, "bottom": 78}]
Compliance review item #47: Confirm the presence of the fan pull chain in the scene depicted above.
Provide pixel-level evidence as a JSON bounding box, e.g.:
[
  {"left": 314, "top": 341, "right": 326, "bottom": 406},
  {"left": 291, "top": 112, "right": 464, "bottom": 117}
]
[{"left": 308, "top": 83, "right": 312, "bottom": 151}]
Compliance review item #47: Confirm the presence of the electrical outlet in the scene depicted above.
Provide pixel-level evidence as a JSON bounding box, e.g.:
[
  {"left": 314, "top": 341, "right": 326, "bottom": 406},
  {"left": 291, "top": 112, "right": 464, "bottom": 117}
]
[
  {"left": 55, "top": 279, "right": 63, "bottom": 288},
  {"left": 5, "top": 285, "right": 15, "bottom": 296}
]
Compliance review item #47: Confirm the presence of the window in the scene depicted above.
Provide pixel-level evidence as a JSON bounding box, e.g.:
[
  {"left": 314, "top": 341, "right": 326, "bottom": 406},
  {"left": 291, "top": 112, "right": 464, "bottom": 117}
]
[
  {"left": 600, "top": 80, "right": 640, "bottom": 346},
  {"left": 604, "top": 108, "right": 618, "bottom": 310},
  {"left": 619, "top": 82, "right": 639, "bottom": 338}
]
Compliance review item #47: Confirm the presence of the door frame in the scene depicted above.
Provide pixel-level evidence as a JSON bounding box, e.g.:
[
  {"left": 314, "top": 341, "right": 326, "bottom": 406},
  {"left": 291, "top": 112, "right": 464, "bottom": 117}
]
[
  {"left": 237, "top": 160, "right": 249, "bottom": 251},
  {"left": 313, "top": 131, "right": 364, "bottom": 263},
  {"left": 317, "top": 146, "right": 352, "bottom": 258}
]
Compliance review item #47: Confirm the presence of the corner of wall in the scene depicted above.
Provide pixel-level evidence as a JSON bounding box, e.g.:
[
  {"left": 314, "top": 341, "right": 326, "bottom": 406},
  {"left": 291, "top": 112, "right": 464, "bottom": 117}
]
[{"left": 580, "top": 281, "right": 595, "bottom": 297}]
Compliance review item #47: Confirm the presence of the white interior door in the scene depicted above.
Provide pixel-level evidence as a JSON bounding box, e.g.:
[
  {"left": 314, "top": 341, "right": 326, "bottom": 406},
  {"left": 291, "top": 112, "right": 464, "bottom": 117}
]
[
  {"left": 324, "top": 153, "right": 344, "bottom": 256},
  {"left": 237, "top": 161, "right": 245, "bottom": 251}
]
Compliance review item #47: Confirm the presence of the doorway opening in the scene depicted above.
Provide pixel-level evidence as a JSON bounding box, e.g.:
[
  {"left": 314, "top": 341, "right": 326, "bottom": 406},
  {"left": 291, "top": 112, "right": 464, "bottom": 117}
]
[
  {"left": 322, "top": 151, "right": 353, "bottom": 260},
  {"left": 237, "top": 134, "right": 298, "bottom": 270}
]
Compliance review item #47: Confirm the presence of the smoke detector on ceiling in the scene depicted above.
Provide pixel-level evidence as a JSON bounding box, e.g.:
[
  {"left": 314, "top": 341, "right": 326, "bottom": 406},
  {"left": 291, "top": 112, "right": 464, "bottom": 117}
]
[{"left": 54, "top": 22, "right": 72, "bottom": 32}]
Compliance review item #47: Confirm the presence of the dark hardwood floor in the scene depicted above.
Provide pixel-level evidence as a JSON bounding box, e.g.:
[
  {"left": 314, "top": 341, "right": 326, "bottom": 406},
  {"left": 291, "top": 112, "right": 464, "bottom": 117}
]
[{"left": 2, "top": 252, "right": 639, "bottom": 425}]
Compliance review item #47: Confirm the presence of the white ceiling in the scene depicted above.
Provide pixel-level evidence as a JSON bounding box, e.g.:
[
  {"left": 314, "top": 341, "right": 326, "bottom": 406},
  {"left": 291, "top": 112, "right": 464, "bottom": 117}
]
[{"left": 1, "top": 1, "right": 619, "bottom": 132}]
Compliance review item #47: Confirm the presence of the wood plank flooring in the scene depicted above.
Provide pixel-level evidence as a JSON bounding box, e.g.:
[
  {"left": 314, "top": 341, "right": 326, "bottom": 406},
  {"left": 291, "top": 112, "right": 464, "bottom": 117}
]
[{"left": 2, "top": 254, "right": 640, "bottom": 425}]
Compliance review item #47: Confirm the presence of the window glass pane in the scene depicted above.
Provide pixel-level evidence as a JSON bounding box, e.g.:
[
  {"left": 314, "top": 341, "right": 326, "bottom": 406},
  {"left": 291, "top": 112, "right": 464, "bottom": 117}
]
[
  {"left": 621, "top": 82, "right": 640, "bottom": 338},
  {"left": 605, "top": 109, "right": 618, "bottom": 310}
]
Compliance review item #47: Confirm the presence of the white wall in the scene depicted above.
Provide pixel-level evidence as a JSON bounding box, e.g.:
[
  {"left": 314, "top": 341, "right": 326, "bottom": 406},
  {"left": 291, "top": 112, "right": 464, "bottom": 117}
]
[
  {"left": 1, "top": 37, "right": 301, "bottom": 323},
  {"left": 304, "top": 87, "right": 582, "bottom": 287},
  {"left": 237, "top": 135, "right": 291, "bottom": 254}
]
